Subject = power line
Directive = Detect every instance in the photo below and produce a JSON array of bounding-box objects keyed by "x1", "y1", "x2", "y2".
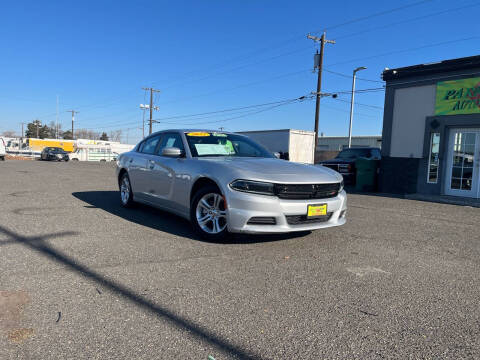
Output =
[
  {"x1": 384, "y1": 70, "x2": 480, "y2": 87},
  {"x1": 335, "y1": 1, "x2": 480, "y2": 40},
  {"x1": 159, "y1": 0, "x2": 439, "y2": 92},
  {"x1": 322, "y1": 0, "x2": 435, "y2": 32},
  {"x1": 328, "y1": 36, "x2": 480, "y2": 67},
  {"x1": 332, "y1": 97, "x2": 384, "y2": 110},
  {"x1": 158, "y1": 69, "x2": 310, "y2": 106},
  {"x1": 26, "y1": 0, "x2": 460, "y2": 126},
  {"x1": 80, "y1": 95, "x2": 312, "y2": 130},
  {"x1": 153, "y1": 98, "x2": 308, "y2": 122},
  {"x1": 321, "y1": 103, "x2": 379, "y2": 119},
  {"x1": 161, "y1": 47, "x2": 311, "y2": 91},
  {"x1": 328, "y1": 87, "x2": 385, "y2": 95},
  {"x1": 324, "y1": 69, "x2": 383, "y2": 83},
  {"x1": 160, "y1": 96, "x2": 312, "y2": 126},
  {"x1": 26, "y1": 1, "x2": 459, "y2": 125}
]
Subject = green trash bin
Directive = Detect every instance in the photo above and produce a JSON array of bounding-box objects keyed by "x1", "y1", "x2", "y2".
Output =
[{"x1": 355, "y1": 157, "x2": 379, "y2": 192}]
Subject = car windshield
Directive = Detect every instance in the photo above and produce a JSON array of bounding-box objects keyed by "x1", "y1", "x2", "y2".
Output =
[
  {"x1": 337, "y1": 148, "x2": 371, "y2": 159},
  {"x1": 50, "y1": 148, "x2": 65, "y2": 153},
  {"x1": 185, "y1": 132, "x2": 273, "y2": 158}
]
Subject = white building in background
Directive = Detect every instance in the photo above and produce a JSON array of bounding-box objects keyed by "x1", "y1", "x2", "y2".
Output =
[{"x1": 317, "y1": 135, "x2": 382, "y2": 151}]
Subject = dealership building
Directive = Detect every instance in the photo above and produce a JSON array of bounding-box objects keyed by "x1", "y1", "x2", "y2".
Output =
[{"x1": 380, "y1": 55, "x2": 480, "y2": 199}]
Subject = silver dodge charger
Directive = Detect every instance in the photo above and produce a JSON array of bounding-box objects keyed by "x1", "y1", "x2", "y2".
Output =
[{"x1": 116, "y1": 130, "x2": 346, "y2": 240}]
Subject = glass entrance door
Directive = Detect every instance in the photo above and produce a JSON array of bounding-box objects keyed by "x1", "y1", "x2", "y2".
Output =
[{"x1": 445, "y1": 129, "x2": 480, "y2": 198}]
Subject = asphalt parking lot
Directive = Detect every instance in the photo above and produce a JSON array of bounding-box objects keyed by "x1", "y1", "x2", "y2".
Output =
[{"x1": 1, "y1": 160, "x2": 479, "y2": 359}]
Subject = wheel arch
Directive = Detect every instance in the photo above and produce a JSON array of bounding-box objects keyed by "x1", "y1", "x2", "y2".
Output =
[
  {"x1": 118, "y1": 168, "x2": 128, "y2": 187},
  {"x1": 190, "y1": 177, "x2": 222, "y2": 204}
]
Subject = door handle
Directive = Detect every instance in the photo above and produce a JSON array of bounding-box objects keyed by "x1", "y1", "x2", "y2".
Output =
[{"x1": 129, "y1": 159, "x2": 133, "y2": 163}]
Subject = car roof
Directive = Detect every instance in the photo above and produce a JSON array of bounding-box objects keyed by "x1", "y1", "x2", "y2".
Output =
[
  {"x1": 144, "y1": 129, "x2": 248, "y2": 139},
  {"x1": 152, "y1": 129, "x2": 239, "y2": 135}
]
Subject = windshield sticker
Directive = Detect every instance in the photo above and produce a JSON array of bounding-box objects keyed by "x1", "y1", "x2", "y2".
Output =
[
  {"x1": 194, "y1": 144, "x2": 233, "y2": 156},
  {"x1": 187, "y1": 132, "x2": 210, "y2": 137}
]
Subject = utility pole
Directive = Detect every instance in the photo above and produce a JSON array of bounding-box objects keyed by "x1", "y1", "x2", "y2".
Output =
[
  {"x1": 56, "y1": 95, "x2": 59, "y2": 139},
  {"x1": 142, "y1": 87, "x2": 160, "y2": 135},
  {"x1": 66, "y1": 110, "x2": 79, "y2": 139},
  {"x1": 307, "y1": 32, "x2": 335, "y2": 149},
  {"x1": 34, "y1": 119, "x2": 41, "y2": 138},
  {"x1": 20, "y1": 122, "x2": 25, "y2": 150}
]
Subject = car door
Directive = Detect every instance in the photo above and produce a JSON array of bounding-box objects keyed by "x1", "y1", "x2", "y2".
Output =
[
  {"x1": 127, "y1": 134, "x2": 162, "y2": 201},
  {"x1": 143, "y1": 132, "x2": 186, "y2": 212}
]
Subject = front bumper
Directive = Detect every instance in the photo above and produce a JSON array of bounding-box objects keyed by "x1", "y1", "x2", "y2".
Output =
[{"x1": 225, "y1": 189, "x2": 347, "y2": 234}]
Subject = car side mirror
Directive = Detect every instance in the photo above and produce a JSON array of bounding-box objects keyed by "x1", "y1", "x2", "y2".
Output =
[
  {"x1": 273, "y1": 152, "x2": 281, "y2": 159},
  {"x1": 162, "y1": 147, "x2": 183, "y2": 158}
]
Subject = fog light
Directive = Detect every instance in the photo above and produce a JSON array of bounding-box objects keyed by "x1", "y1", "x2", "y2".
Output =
[{"x1": 340, "y1": 210, "x2": 347, "y2": 218}]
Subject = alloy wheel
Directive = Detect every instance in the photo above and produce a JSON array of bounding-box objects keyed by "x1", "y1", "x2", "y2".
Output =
[
  {"x1": 120, "y1": 176, "x2": 130, "y2": 205},
  {"x1": 195, "y1": 193, "x2": 227, "y2": 234}
]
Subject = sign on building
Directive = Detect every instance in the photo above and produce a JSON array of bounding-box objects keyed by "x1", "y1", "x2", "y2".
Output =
[{"x1": 435, "y1": 77, "x2": 480, "y2": 115}]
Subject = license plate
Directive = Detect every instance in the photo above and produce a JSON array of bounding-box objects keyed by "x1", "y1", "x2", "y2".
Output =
[{"x1": 307, "y1": 204, "x2": 327, "y2": 218}]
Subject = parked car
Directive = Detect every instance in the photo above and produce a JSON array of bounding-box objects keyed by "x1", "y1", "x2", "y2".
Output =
[
  {"x1": 116, "y1": 130, "x2": 347, "y2": 240},
  {"x1": 319, "y1": 147, "x2": 381, "y2": 184},
  {"x1": 40, "y1": 147, "x2": 70, "y2": 161},
  {"x1": 0, "y1": 137, "x2": 6, "y2": 161}
]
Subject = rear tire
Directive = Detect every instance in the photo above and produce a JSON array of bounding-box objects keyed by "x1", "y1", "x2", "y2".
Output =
[
  {"x1": 190, "y1": 185, "x2": 229, "y2": 241},
  {"x1": 119, "y1": 172, "x2": 135, "y2": 208}
]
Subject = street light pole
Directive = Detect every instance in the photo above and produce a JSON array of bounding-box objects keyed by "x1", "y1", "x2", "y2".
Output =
[{"x1": 348, "y1": 66, "x2": 367, "y2": 148}]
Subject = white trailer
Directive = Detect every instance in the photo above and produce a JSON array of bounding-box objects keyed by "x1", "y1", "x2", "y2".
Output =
[
  {"x1": 69, "y1": 146, "x2": 118, "y2": 162},
  {"x1": 237, "y1": 129, "x2": 315, "y2": 164},
  {"x1": 75, "y1": 139, "x2": 134, "y2": 154}
]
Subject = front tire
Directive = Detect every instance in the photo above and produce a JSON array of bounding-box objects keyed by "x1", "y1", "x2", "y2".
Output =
[
  {"x1": 191, "y1": 186, "x2": 229, "y2": 241},
  {"x1": 119, "y1": 172, "x2": 135, "y2": 208}
]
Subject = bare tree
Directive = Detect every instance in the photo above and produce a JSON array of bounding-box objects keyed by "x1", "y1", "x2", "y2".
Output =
[
  {"x1": 109, "y1": 130, "x2": 122, "y2": 142},
  {"x1": 75, "y1": 129, "x2": 100, "y2": 140},
  {"x1": 2, "y1": 131, "x2": 16, "y2": 137}
]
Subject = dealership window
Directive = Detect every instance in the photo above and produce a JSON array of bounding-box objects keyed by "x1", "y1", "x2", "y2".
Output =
[{"x1": 427, "y1": 133, "x2": 440, "y2": 183}]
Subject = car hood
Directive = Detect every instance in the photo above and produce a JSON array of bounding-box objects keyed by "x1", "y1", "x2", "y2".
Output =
[{"x1": 197, "y1": 157, "x2": 342, "y2": 183}]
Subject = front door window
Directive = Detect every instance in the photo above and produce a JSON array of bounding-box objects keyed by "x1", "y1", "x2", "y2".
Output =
[{"x1": 450, "y1": 132, "x2": 475, "y2": 191}]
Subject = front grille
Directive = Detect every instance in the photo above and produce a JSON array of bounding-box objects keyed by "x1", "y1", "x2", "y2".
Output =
[
  {"x1": 273, "y1": 183, "x2": 340, "y2": 200},
  {"x1": 247, "y1": 217, "x2": 277, "y2": 225},
  {"x1": 286, "y1": 213, "x2": 333, "y2": 225}
]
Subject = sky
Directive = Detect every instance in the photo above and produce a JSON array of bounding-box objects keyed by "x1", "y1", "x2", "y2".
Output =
[{"x1": 0, "y1": 0, "x2": 479, "y2": 144}]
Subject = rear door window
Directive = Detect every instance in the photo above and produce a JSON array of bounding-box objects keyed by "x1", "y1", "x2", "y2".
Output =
[{"x1": 141, "y1": 135, "x2": 162, "y2": 154}]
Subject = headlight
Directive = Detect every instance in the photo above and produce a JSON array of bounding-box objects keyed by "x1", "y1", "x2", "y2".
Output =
[
  {"x1": 339, "y1": 179, "x2": 344, "y2": 192},
  {"x1": 229, "y1": 179, "x2": 275, "y2": 195}
]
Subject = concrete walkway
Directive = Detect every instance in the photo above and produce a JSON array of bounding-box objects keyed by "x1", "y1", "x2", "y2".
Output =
[{"x1": 405, "y1": 193, "x2": 480, "y2": 208}]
